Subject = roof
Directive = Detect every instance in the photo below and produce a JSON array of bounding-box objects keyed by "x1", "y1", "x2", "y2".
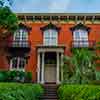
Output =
[{"x1": 16, "y1": 13, "x2": 100, "y2": 16}]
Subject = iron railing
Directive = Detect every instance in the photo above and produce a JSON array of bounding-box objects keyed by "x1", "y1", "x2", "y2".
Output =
[
  {"x1": 7, "y1": 40, "x2": 31, "y2": 48},
  {"x1": 71, "y1": 40, "x2": 96, "y2": 48}
]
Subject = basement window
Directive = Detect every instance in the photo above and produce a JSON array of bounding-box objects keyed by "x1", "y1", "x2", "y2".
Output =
[{"x1": 10, "y1": 57, "x2": 26, "y2": 71}]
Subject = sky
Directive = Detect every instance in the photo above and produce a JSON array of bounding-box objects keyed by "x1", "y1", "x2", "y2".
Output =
[{"x1": 8, "y1": 0, "x2": 100, "y2": 13}]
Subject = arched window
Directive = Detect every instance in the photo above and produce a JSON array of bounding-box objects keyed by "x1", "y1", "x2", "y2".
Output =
[
  {"x1": 14, "y1": 29, "x2": 28, "y2": 41},
  {"x1": 13, "y1": 29, "x2": 28, "y2": 47},
  {"x1": 70, "y1": 23, "x2": 90, "y2": 47},
  {"x1": 44, "y1": 29, "x2": 58, "y2": 46},
  {"x1": 73, "y1": 29, "x2": 88, "y2": 47}
]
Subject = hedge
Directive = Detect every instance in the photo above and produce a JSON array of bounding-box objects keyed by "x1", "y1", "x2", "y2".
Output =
[
  {"x1": 58, "y1": 85, "x2": 100, "y2": 100},
  {"x1": 0, "y1": 83, "x2": 44, "y2": 100},
  {"x1": 0, "y1": 70, "x2": 32, "y2": 82}
]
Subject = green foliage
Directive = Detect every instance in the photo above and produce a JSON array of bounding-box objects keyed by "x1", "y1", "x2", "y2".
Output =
[
  {"x1": 58, "y1": 85, "x2": 100, "y2": 100},
  {"x1": 25, "y1": 72, "x2": 32, "y2": 82},
  {"x1": 0, "y1": 70, "x2": 32, "y2": 83},
  {"x1": 0, "y1": 83, "x2": 44, "y2": 100},
  {"x1": 95, "y1": 71, "x2": 100, "y2": 80},
  {"x1": 62, "y1": 48, "x2": 96, "y2": 84},
  {"x1": 0, "y1": 71, "x2": 8, "y2": 81},
  {"x1": 0, "y1": 6, "x2": 18, "y2": 38}
]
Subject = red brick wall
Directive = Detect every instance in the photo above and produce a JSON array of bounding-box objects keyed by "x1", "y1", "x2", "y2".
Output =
[{"x1": 0, "y1": 23, "x2": 100, "y2": 81}]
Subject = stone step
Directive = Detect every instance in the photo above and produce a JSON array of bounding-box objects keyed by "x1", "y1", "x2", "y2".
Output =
[
  {"x1": 42, "y1": 83, "x2": 58, "y2": 100},
  {"x1": 44, "y1": 86, "x2": 58, "y2": 89},
  {"x1": 42, "y1": 98, "x2": 57, "y2": 100},
  {"x1": 45, "y1": 92, "x2": 57, "y2": 94},
  {"x1": 41, "y1": 96, "x2": 58, "y2": 99},
  {"x1": 43, "y1": 99, "x2": 58, "y2": 100},
  {"x1": 43, "y1": 93, "x2": 57, "y2": 96},
  {"x1": 45, "y1": 90, "x2": 57, "y2": 92}
]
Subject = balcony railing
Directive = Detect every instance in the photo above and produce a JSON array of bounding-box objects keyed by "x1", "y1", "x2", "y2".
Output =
[
  {"x1": 71, "y1": 40, "x2": 96, "y2": 48},
  {"x1": 8, "y1": 40, "x2": 31, "y2": 48}
]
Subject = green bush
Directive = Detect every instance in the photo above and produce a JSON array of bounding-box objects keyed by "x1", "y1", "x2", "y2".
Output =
[
  {"x1": 0, "y1": 71, "x2": 8, "y2": 81},
  {"x1": 0, "y1": 71, "x2": 32, "y2": 83},
  {"x1": 58, "y1": 85, "x2": 100, "y2": 100},
  {"x1": 0, "y1": 83, "x2": 44, "y2": 100},
  {"x1": 90, "y1": 80, "x2": 100, "y2": 85},
  {"x1": 25, "y1": 72, "x2": 32, "y2": 82}
]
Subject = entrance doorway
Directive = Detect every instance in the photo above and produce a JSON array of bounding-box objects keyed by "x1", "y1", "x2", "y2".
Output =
[
  {"x1": 44, "y1": 52, "x2": 56, "y2": 83},
  {"x1": 37, "y1": 48, "x2": 64, "y2": 84}
]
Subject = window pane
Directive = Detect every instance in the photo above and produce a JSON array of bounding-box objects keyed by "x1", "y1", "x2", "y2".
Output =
[
  {"x1": 80, "y1": 30, "x2": 88, "y2": 40},
  {"x1": 44, "y1": 29, "x2": 58, "y2": 45},
  {"x1": 44, "y1": 30, "x2": 49, "y2": 38},
  {"x1": 73, "y1": 29, "x2": 88, "y2": 47},
  {"x1": 12, "y1": 58, "x2": 17, "y2": 69},
  {"x1": 22, "y1": 31, "x2": 28, "y2": 40},
  {"x1": 11, "y1": 57, "x2": 26, "y2": 70},
  {"x1": 19, "y1": 58, "x2": 26, "y2": 69},
  {"x1": 14, "y1": 30, "x2": 28, "y2": 41},
  {"x1": 13, "y1": 29, "x2": 28, "y2": 47},
  {"x1": 44, "y1": 39, "x2": 49, "y2": 45},
  {"x1": 73, "y1": 30, "x2": 80, "y2": 40},
  {"x1": 51, "y1": 39, "x2": 56, "y2": 45}
]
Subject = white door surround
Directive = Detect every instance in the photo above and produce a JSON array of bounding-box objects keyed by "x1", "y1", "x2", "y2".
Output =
[{"x1": 37, "y1": 47, "x2": 64, "y2": 84}]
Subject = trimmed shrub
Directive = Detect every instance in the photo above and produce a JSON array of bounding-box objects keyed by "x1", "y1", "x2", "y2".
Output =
[
  {"x1": 0, "y1": 71, "x2": 8, "y2": 81},
  {"x1": 0, "y1": 83, "x2": 44, "y2": 100},
  {"x1": 58, "y1": 85, "x2": 100, "y2": 100},
  {"x1": 25, "y1": 72, "x2": 32, "y2": 82},
  {"x1": 0, "y1": 70, "x2": 32, "y2": 82}
]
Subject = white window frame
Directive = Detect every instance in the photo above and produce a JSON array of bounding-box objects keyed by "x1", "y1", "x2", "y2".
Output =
[
  {"x1": 73, "y1": 29, "x2": 88, "y2": 47},
  {"x1": 13, "y1": 29, "x2": 28, "y2": 47},
  {"x1": 10, "y1": 57, "x2": 26, "y2": 71},
  {"x1": 43, "y1": 29, "x2": 58, "y2": 46}
]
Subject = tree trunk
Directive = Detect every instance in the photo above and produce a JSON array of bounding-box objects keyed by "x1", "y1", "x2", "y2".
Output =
[
  {"x1": 0, "y1": 40, "x2": 9, "y2": 70},
  {"x1": 0, "y1": 27, "x2": 9, "y2": 39}
]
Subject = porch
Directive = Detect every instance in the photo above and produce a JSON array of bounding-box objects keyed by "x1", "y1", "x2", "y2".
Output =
[{"x1": 36, "y1": 45, "x2": 65, "y2": 84}]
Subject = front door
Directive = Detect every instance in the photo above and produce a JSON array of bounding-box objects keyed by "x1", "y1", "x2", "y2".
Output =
[
  {"x1": 44, "y1": 52, "x2": 56, "y2": 83},
  {"x1": 44, "y1": 64, "x2": 56, "y2": 83}
]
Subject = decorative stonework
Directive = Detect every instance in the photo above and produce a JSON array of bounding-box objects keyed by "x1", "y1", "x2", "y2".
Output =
[
  {"x1": 70, "y1": 23, "x2": 91, "y2": 32},
  {"x1": 40, "y1": 22, "x2": 60, "y2": 31},
  {"x1": 17, "y1": 13, "x2": 100, "y2": 24}
]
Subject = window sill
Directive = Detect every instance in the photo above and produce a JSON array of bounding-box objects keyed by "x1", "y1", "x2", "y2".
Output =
[{"x1": 10, "y1": 69, "x2": 25, "y2": 72}]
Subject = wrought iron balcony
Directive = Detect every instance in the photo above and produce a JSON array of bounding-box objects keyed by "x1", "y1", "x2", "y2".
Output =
[
  {"x1": 71, "y1": 40, "x2": 96, "y2": 48},
  {"x1": 8, "y1": 41, "x2": 31, "y2": 47},
  {"x1": 7, "y1": 41, "x2": 31, "y2": 55}
]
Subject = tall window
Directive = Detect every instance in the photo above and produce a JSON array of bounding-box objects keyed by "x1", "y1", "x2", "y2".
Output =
[
  {"x1": 44, "y1": 29, "x2": 58, "y2": 46},
  {"x1": 73, "y1": 29, "x2": 88, "y2": 47},
  {"x1": 13, "y1": 29, "x2": 28, "y2": 47},
  {"x1": 10, "y1": 57, "x2": 26, "y2": 71}
]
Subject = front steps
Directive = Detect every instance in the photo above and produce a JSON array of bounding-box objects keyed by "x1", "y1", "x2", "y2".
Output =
[{"x1": 41, "y1": 83, "x2": 58, "y2": 100}]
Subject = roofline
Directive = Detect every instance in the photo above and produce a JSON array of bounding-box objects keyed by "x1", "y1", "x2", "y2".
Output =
[{"x1": 16, "y1": 13, "x2": 100, "y2": 16}]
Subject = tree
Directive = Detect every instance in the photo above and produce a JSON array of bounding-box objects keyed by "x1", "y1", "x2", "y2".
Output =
[
  {"x1": 0, "y1": 0, "x2": 18, "y2": 69},
  {"x1": 0, "y1": 6, "x2": 18, "y2": 39},
  {"x1": 62, "y1": 48, "x2": 96, "y2": 84},
  {"x1": 0, "y1": 0, "x2": 12, "y2": 6},
  {"x1": 95, "y1": 42, "x2": 100, "y2": 80},
  {"x1": 0, "y1": 0, "x2": 18, "y2": 39}
]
